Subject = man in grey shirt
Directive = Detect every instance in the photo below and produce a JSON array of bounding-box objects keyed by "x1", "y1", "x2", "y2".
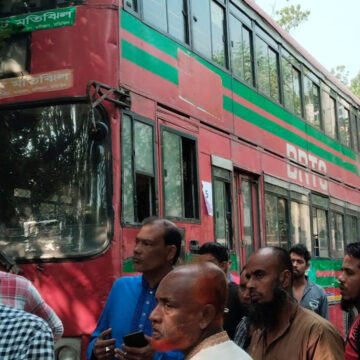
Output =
[{"x1": 289, "y1": 244, "x2": 329, "y2": 319}]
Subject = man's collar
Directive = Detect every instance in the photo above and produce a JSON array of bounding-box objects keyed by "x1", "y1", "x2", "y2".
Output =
[
  {"x1": 185, "y1": 331, "x2": 229, "y2": 360},
  {"x1": 141, "y1": 275, "x2": 159, "y2": 291}
]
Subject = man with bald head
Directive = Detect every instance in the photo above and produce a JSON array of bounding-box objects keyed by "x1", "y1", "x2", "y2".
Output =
[
  {"x1": 246, "y1": 247, "x2": 344, "y2": 360},
  {"x1": 150, "y1": 263, "x2": 252, "y2": 360}
]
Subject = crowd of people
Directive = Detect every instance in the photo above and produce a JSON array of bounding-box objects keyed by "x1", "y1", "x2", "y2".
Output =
[{"x1": 0, "y1": 217, "x2": 360, "y2": 360}]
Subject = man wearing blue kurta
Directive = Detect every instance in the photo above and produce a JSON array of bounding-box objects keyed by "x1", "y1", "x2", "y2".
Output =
[{"x1": 87, "y1": 218, "x2": 184, "y2": 360}]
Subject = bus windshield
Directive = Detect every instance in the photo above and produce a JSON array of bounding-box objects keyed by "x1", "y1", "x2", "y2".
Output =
[{"x1": 0, "y1": 104, "x2": 111, "y2": 260}]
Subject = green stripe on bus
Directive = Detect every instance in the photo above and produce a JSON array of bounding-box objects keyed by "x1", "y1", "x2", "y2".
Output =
[
  {"x1": 122, "y1": 39, "x2": 179, "y2": 85},
  {"x1": 315, "y1": 276, "x2": 340, "y2": 288},
  {"x1": 233, "y1": 80, "x2": 356, "y2": 160},
  {"x1": 122, "y1": 10, "x2": 179, "y2": 59},
  {"x1": 122, "y1": 11, "x2": 358, "y2": 166},
  {"x1": 224, "y1": 95, "x2": 359, "y2": 175}
]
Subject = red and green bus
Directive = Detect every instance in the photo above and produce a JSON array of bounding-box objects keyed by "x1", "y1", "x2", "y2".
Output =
[{"x1": 1, "y1": 0, "x2": 359, "y2": 358}]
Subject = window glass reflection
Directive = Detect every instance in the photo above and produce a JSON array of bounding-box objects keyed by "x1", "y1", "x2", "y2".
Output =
[{"x1": 0, "y1": 104, "x2": 110, "y2": 259}]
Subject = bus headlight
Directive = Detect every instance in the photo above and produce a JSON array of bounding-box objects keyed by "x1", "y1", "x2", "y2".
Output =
[{"x1": 55, "y1": 337, "x2": 81, "y2": 360}]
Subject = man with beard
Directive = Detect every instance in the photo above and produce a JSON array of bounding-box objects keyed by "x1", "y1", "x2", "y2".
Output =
[
  {"x1": 289, "y1": 244, "x2": 329, "y2": 319},
  {"x1": 246, "y1": 247, "x2": 344, "y2": 360},
  {"x1": 149, "y1": 263, "x2": 252, "y2": 360},
  {"x1": 339, "y1": 242, "x2": 360, "y2": 360},
  {"x1": 87, "y1": 218, "x2": 183, "y2": 360}
]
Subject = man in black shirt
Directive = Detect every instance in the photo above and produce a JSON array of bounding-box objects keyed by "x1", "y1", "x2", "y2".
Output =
[{"x1": 198, "y1": 242, "x2": 245, "y2": 339}]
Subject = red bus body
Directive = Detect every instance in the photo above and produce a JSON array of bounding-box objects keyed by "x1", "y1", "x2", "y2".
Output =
[{"x1": 0, "y1": 0, "x2": 359, "y2": 358}]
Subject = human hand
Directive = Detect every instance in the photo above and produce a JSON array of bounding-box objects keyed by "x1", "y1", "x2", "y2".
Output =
[
  {"x1": 114, "y1": 335, "x2": 155, "y2": 360},
  {"x1": 92, "y1": 328, "x2": 116, "y2": 360}
]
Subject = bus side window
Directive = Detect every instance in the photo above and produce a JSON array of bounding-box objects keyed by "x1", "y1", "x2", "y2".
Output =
[
  {"x1": 121, "y1": 114, "x2": 156, "y2": 224},
  {"x1": 162, "y1": 129, "x2": 199, "y2": 220}
]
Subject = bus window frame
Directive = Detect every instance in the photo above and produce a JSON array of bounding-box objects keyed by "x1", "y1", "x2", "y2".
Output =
[
  {"x1": 0, "y1": 98, "x2": 114, "y2": 263},
  {"x1": 121, "y1": 110, "x2": 158, "y2": 227},
  {"x1": 160, "y1": 124, "x2": 200, "y2": 223},
  {"x1": 212, "y1": 166, "x2": 234, "y2": 250}
]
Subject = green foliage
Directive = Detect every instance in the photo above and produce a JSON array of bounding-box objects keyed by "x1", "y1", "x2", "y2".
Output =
[
  {"x1": 275, "y1": 0, "x2": 310, "y2": 32},
  {"x1": 350, "y1": 71, "x2": 360, "y2": 99},
  {"x1": 331, "y1": 65, "x2": 350, "y2": 86},
  {"x1": 331, "y1": 66, "x2": 360, "y2": 99}
]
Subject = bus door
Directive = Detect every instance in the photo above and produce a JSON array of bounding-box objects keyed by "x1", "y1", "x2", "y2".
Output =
[{"x1": 235, "y1": 173, "x2": 261, "y2": 267}]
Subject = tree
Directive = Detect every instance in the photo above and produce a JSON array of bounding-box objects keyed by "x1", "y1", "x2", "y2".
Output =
[
  {"x1": 350, "y1": 71, "x2": 360, "y2": 99},
  {"x1": 330, "y1": 66, "x2": 360, "y2": 99},
  {"x1": 331, "y1": 65, "x2": 350, "y2": 86},
  {"x1": 275, "y1": 0, "x2": 310, "y2": 32}
]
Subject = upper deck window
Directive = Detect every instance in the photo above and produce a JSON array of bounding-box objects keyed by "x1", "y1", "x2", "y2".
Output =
[
  {"x1": 337, "y1": 99, "x2": 351, "y2": 148},
  {"x1": 142, "y1": 0, "x2": 188, "y2": 44},
  {"x1": 229, "y1": 9, "x2": 253, "y2": 86},
  {"x1": 303, "y1": 71, "x2": 321, "y2": 129},
  {"x1": 255, "y1": 35, "x2": 280, "y2": 102},
  {"x1": 190, "y1": 0, "x2": 227, "y2": 68},
  {"x1": 282, "y1": 50, "x2": 302, "y2": 117},
  {"x1": 350, "y1": 112, "x2": 359, "y2": 152},
  {"x1": 0, "y1": 0, "x2": 80, "y2": 17},
  {"x1": 322, "y1": 87, "x2": 337, "y2": 139}
]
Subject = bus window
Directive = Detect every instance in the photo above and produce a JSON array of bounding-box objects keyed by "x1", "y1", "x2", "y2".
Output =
[
  {"x1": 357, "y1": 114, "x2": 360, "y2": 152},
  {"x1": 237, "y1": 176, "x2": 260, "y2": 261},
  {"x1": 282, "y1": 51, "x2": 302, "y2": 117},
  {"x1": 350, "y1": 112, "x2": 359, "y2": 152},
  {"x1": 255, "y1": 35, "x2": 280, "y2": 102},
  {"x1": 330, "y1": 212, "x2": 345, "y2": 258},
  {"x1": 322, "y1": 88, "x2": 337, "y2": 139},
  {"x1": 143, "y1": 0, "x2": 167, "y2": 33},
  {"x1": 345, "y1": 215, "x2": 358, "y2": 245},
  {"x1": 0, "y1": 104, "x2": 111, "y2": 260},
  {"x1": 0, "y1": 34, "x2": 29, "y2": 79},
  {"x1": 290, "y1": 200, "x2": 311, "y2": 249},
  {"x1": 265, "y1": 192, "x2": 288, "y2": 248},
  {"x1": 337, "y1": 100, "x2": 351, "y2": 148},
  {"x1": 190, "y1": 0, "x2": 227, "y2": 67},
  {"x1": 304, "y1": 75, "x2": 321, "y2": 129},
  {"x1": 162, "y1": 129, "x2": 199, "y2": 220},
  {"x1": 210, "y1": 1, "x2": 226, "y2": 67},
  {"x1": 121, "y1": 114, "x2": 156, "y2": 224},
  {"x1": 213, "y1": 167, "x2": 233, "y2": 249},
  {"x1": 312, "y1": 207, "x2": 329, "y2": 258},
  {"x1": 229, "y1": 13, "x2": 253, "y2": 86}
]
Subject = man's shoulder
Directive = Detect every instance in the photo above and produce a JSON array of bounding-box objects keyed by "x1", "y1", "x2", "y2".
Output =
[
  {"x1": 0, "y1": 304, "x2": 52, "y2": 333},
  {"x1": 307, "y1": 279, "x2": 327, "y2": 296},
  {"x1": 110, "y1": 275, "x2": 143, "y2": 294},
  {"x1": 296, "y1": 307, "x2": 339, "y2": 334},
  {"x1": 194, "y1": 340, "x2": 252, "y2": 360},
  {"x1": 113, "y1": 275, "x2": 142, "y2": 286}
]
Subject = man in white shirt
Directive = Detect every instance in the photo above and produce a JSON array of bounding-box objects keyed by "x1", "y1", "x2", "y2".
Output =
[{"x1": 149, "y1": 262, "x2": 252, "y2": 360}]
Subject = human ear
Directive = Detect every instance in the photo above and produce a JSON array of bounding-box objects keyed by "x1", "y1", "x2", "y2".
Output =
[
  {"x1": 166, "y1": 245, "x2": 177, "y2": 263},
  {"x1": 199, "y1": 304, "x2": 216, "y2": 330},
  {"x1": 279, "y1": 270, "x2": 292, "y2": 289}
]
